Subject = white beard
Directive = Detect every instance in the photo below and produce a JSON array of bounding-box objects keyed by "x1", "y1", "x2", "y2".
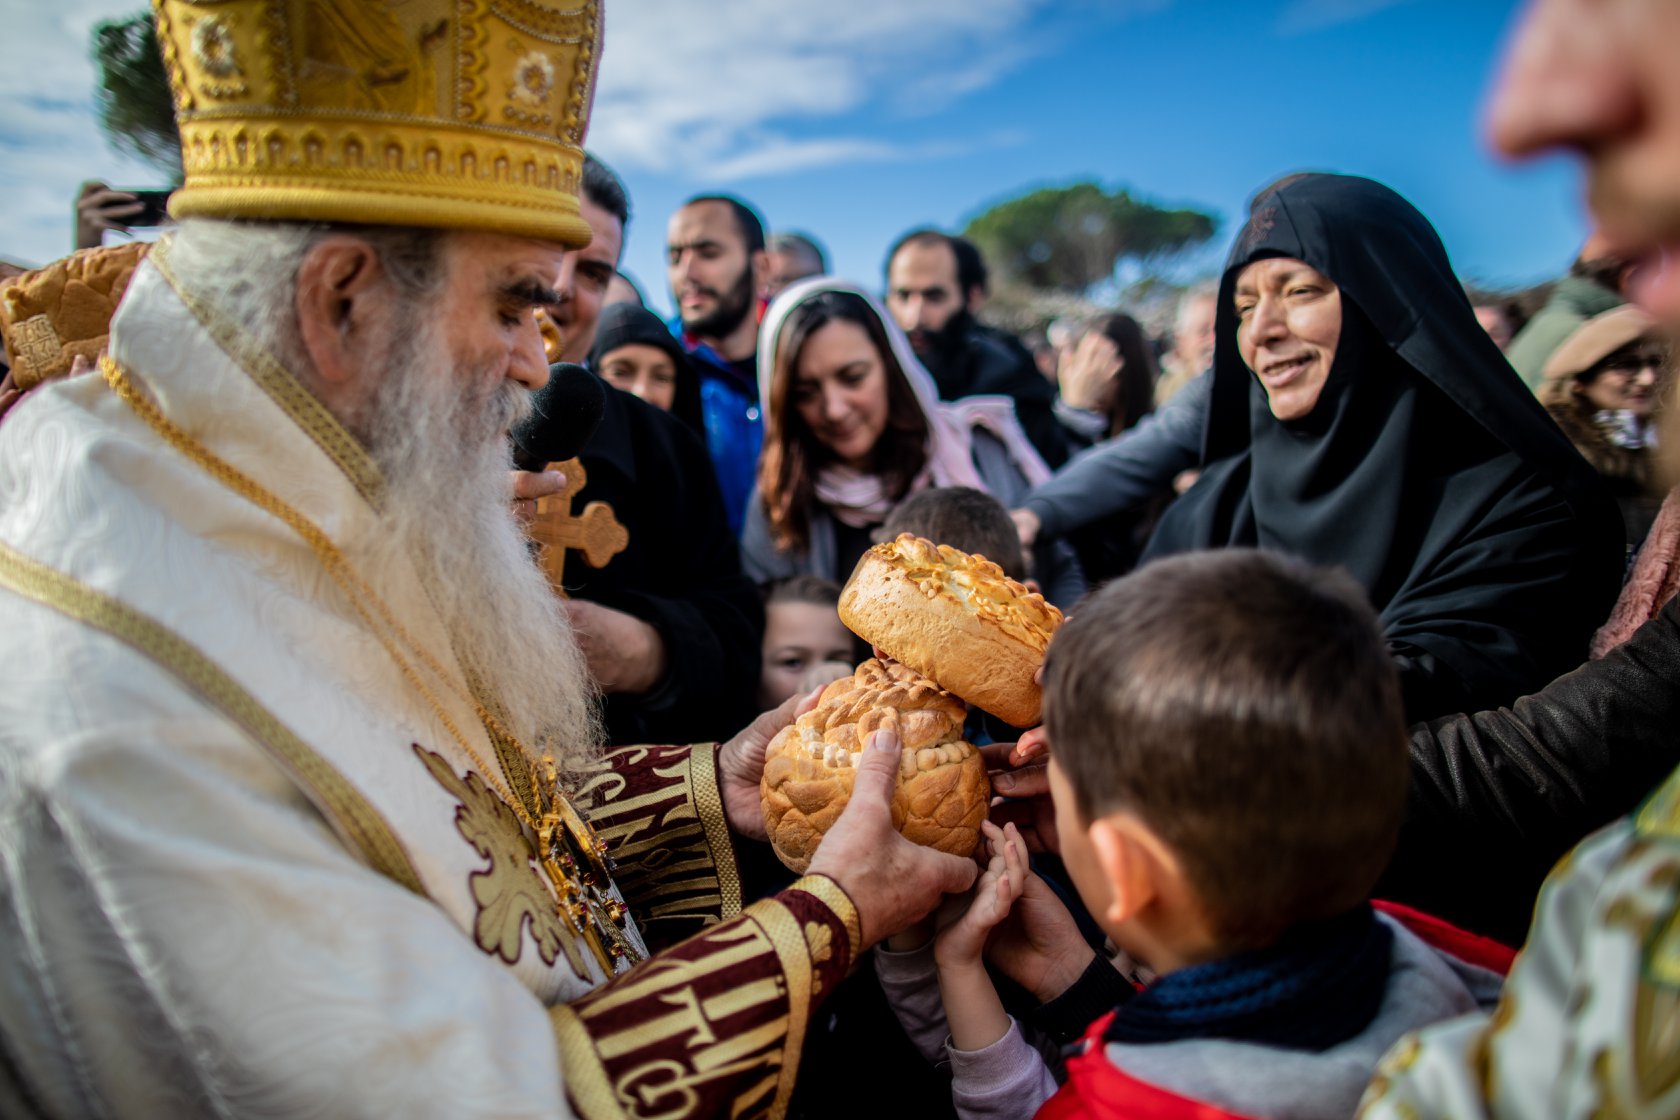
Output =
[{"x1": 352, "y1": 310, "x2": 603, "y2": 776}]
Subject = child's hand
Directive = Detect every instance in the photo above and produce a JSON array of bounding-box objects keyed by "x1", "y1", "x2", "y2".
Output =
[
  {"x1": 934, "y1": 821, "x2": 1026, "y2": 970},
  {"x1": 980, "y1": 864, "x2": 1097, "y2": 1003}
]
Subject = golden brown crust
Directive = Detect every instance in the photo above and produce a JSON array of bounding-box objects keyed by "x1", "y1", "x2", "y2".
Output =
[
  {"x1": 838, "y1": 533, "x2": 1063, "y2": 727},
  {"x1": 759, "y1": 659, "x2": 990, "y2": 873},
  {"x1": 0, "y1": 243, "x2": 148, "y2": 390}
]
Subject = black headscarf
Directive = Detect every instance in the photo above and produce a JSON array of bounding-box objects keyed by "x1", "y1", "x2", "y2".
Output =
[
  {"x1": 1144, "y1": 174, "x2": 1623, "y2": 721},
  {"x1": 588, "y1": 302, "x2": 706, "y2": 437}
]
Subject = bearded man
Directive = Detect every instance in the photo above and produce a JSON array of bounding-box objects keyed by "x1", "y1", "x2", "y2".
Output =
[
  {"x1": 884, "y1": 229, "x2": 1067, "y2": 469},
  {"x1": 0, "y1": 3, "x2": 973, "y2": 1117},
  {"x1": 665, "y1": 194, "x2": 770, "y2": 535}
]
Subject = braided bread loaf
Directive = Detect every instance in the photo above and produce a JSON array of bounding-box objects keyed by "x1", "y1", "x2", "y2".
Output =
[
  {"x1": 0, "y1": 243, "x2": 148, "y2": 390},
  {"x1": 839, "y1": 533, "x2": 1063, "y2": 727},
  {"x1": 760, "y1": 658, "x2": 990, "y2": 873}
]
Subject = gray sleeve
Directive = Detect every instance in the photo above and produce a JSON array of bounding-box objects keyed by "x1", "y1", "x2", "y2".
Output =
[
  {"x1": 739, "y1": 488, "x2": 804, "y2": 585},
  {"x1": 1023, "y1": 370, "x2": 1209, "y2": 538},
  {"x1": 1032, "y1": 535, "x2": 1087, "y2": 610},
  {"x1": 873, "y1": 943, "x2": 950, "y2": 1068},
  {"x1": 969, "y1": 432, "x2": 1087, "y2": 605},
  {"x1": 947, "y1": 1019, "x2": 1060, "y2": 1120}
]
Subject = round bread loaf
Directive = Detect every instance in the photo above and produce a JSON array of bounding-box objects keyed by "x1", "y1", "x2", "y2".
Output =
[
  {"x1": 838, "y1": 533, "x2": 1063, "y2": 728},
  {"x1": 0, "y1": 243, "x2": 148, "y2": 390},
  {"x1": 760, "y1": 659, "x2": 990, "y2": 873}
]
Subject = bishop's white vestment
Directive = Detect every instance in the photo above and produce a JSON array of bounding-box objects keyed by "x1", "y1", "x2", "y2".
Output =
[{"x1": 0, "y1": 243, "x2": 858, "y2": 1119}]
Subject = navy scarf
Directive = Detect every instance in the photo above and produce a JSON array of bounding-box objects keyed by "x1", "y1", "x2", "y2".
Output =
[{"x1": 1105, "y1": 904, "x2": 1393, "y2": 1052}]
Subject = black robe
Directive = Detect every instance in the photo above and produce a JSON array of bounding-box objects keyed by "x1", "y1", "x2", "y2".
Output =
[
  {"x1": 1144, "y1": 174, "x2": 1624, "y2": 723},
  {"x1": 566, "y1": 377, "x2": 763, "y2": 746}
]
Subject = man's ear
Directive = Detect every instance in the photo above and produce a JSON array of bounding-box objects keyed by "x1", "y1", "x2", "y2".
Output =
[
  {"x1": 1087, "y1": 813, "x2": 1173, "y2": 930},
  {"x1": 749, "y1": 248, "x2": 772, "y2": 297},
  {"x1": 295, "y1": 236, "x2": 390, "y2": 387}
]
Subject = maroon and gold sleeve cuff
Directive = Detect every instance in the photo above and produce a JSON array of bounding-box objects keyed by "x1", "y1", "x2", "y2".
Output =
[
  {"x1": 550, "y1": 874, "x2": 859, "y2": 1120},
  {"x1": 579, "y1": 742, "x2": 741, "y2": 948}
]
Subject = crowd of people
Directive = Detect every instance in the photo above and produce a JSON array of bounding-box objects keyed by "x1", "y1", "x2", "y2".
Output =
[{"x1": 1, "y1": 0, "x2": 1678, "y2": 1117}]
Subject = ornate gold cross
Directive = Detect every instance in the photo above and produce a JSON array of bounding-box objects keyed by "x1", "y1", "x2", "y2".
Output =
[{"x1": 528, "y1": 457, "x2": 629, "y2": 595}]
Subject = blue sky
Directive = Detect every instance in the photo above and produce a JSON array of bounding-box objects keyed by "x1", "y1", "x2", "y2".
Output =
[{"x1": 2, "y1": 0, "x2": 1587, "y2": 319}]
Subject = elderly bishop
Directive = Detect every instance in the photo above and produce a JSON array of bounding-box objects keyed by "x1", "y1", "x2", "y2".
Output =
[{"x1": 0, "y1": 2, "x2": 973, "y2": 1118}]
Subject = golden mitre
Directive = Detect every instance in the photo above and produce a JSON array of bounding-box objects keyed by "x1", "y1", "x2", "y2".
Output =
[{"x1": 150, "y1": 0, "x2": 601, "y2": 247}]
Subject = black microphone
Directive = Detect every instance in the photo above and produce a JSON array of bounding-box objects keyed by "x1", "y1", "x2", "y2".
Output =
[{"x1": 510, "y1": 362, "x2": 607, "y2": 472}]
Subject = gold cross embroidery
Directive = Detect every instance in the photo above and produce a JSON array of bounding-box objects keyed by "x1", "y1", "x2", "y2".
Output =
[{"x1": 528, "y1": 457, "x2": 629, "y2": 595}]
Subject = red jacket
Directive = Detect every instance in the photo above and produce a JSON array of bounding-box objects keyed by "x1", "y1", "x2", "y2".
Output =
[{"x1": 1036, "y1": 903, "x2": 1516, "y2": 1120}]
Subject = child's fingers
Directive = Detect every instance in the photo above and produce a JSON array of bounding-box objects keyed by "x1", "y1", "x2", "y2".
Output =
[{"x1": 1001, "y1": 823, "x2": 1027, "y2": 896}]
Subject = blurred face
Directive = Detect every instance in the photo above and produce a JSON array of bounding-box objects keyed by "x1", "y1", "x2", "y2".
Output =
[
  {"x1": 597, "y1": 342, "x2": 678, "y2": 412},
  {"x1": 1475, "y1": 305, "x2": 1515, "y2": 349},
  {"x1": 1580, "y1": 341, "x2": 1667, "y2": 415},
  {"x1": 886, "y1": 241, "x2": 964, "y2": 353},
  {"x1": 765, "y1": 247, "x2": 821, "y2": 298},
  {"x1": 667, "y1": 201, "x2": 756, "y2": 339},
  {"x1": 1489, "y1": 0, "x2": 1680, "y2": 320},
  {"x1": 759, "y1": 600, "x2": 854, "y2": 709},
  {"x1": 791, "y1": 319, "x2": 892, "y2": 471},
  {"x1": 551, "y1": 197, "x2": 623, "y2": 364},
  {"x1": 1232, "y1": 258, "x2": 1343, "y2": 422},
  {"x1": 1174, "y1": 294, "x2": 1218, "y2": 372}
]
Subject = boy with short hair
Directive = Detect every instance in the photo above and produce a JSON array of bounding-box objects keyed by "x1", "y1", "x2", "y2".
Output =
[
  {"x1": 877, "y1": 549, "x2": 1506, "y2": 1120},
  {"x1": 881, "y1": 486, "x2": 1030, "y2": 582}
]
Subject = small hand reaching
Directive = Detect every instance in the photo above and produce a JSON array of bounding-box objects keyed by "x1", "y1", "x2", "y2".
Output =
[
  {"x1": 936, "y1": 821, "x2": 1027, "y2": 969},
  {"x1": 933, "y1": 821, "x2": 1029, "y2": 1052}
]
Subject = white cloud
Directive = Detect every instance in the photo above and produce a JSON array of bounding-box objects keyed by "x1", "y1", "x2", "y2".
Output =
[
  {"x1": 0, "y1": 0, "x2": 1143, "y2": 264},
  {"x1": 587, "y1": 0, "x2": 1059, "y2": 178},
  {"x1": 700, "y1": 130, "x2": 1023, "y2": 181},
  {"x1": 1275, "y1": 0, "x2": 1421, "y2": 34}
]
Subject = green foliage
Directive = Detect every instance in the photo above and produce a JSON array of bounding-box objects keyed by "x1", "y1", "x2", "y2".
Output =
[
  {"x1": 92, "y1": 11, "x2": 183, "y2": 183},
  {"x1": 963, "y1": 181, "x2": 1217, "y2": 295}
]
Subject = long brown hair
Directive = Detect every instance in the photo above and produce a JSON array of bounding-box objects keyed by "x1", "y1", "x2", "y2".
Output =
[
  {"x1": 1093, "y1": 312, "x2": 1159, "y2": 438},
  {"x1": 758, "y1": 290, "x2": 931, "y2": 553}
]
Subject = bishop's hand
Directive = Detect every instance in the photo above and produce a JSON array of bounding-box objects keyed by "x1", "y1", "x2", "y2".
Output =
[
  {"x1": 716, "y1": 687, "x2": 822, "y2": 840},
  {"x1": 809, "y1": 728, "x2": 980, "y2": 948}
]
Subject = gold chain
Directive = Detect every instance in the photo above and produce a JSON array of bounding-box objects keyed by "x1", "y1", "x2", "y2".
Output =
[{"x1": 100, "y1": 355, "x2": 542, "y2": 827}]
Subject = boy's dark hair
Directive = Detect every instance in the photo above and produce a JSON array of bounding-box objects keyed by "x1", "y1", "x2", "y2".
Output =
[
  {"x1": 1043, "y1": 549, "x2": 1407, "y2": 950},
  {"x1": 682, "y1": 193, "x2": 766, "y2": 254},
  {"x1": 763, "y1": 574, "x2": 842, "y2": 609},
  {"x1": 582, "y1": 153, "x2": 630, "y2": 229},
  {"x1": 880, "y1": 487, "x2": 1026, "y2": 579}
]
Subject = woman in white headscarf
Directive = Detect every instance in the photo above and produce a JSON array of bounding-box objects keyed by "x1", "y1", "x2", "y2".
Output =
[{"x1": 741, "y1": 278, "x2": 1083, "y2": 606}]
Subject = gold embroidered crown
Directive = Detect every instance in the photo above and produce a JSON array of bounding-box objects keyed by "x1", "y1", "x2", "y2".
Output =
[{"x1": 151, "y1": 0, "x2": 601, "y2": 246}]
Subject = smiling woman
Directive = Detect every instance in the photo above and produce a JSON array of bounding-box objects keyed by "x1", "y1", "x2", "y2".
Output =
[
  {"x1": 741, "y1": 278, "x2": 1084, "y2": 607},
  {"x1": 1142, "y1": 174, "x2": 1627, "y2": 723}
]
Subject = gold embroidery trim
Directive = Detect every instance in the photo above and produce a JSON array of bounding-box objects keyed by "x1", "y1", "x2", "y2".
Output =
[
  {"x1": 744, "y1": 897, "x2": 815, "y2": 1120},
  {"x1": 688, "y1": 743, "x2": 742, "y2": 920},
  {"x1": 787, "y1": 874, "x2": 862, "y2": 964},
  {"x1": 0, "y1": 540, "x2": 425, "y2": 897},
  {"x1": 547, "y1": 1003, "x2": 627, "y2": 1120},
  {"x1": 146, "y1": 236, "x2": 384, "y2": 504}
]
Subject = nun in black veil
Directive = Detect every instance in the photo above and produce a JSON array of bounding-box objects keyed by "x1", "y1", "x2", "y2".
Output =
[{"x1": 1143, "y1": 174, "x2": 1624, "y2": 722}]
